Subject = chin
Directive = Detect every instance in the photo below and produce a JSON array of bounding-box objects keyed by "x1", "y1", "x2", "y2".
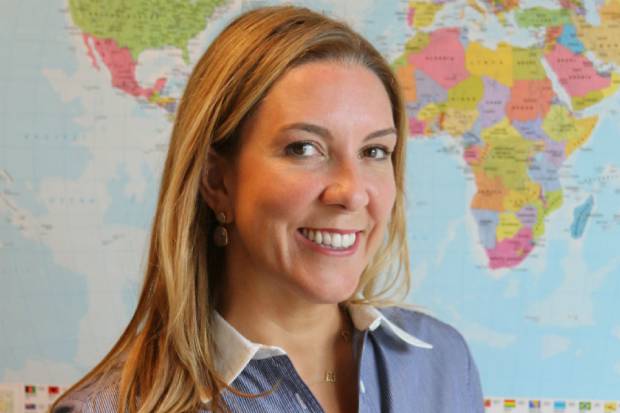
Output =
[{"x1": 300, "y1": 274, "x2": 361, "y2": 304}]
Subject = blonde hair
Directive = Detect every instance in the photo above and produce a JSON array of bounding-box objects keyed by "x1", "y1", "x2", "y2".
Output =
[{"x1": 54, "y1": 5, "x2": 411, "y2": 412}]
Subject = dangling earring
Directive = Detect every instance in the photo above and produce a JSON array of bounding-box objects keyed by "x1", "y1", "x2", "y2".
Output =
[{"x1": 214, "y1": 211, "x2": 229, "y2": 247}]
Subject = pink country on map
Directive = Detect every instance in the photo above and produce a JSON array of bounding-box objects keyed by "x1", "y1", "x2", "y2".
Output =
[
  {"x1": 545, "y1": 43, "x2": 611, "y2": 98},
  {"x1": 82, "y1": 35, "x2": 167, "y2": 102},
  {"x1": 488, "y1": 227, "x2": 534, "y2": 270},
  {"x1": 408, "y1": 28, "x2": 468, "y2": 90}
]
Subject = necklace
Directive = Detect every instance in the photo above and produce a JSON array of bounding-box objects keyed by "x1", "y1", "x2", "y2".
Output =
[{"x1": 321, "y1": 323, "x2": 352, "y2": 384}]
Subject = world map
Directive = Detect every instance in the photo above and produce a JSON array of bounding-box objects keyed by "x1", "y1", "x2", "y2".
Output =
[{"x1": 1, "y1": 0, "x2": 619, "y2": 409}]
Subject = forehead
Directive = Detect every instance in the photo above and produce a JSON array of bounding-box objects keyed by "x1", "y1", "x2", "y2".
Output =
[{"x1": 249, "y1": 61, "x2": 395, "y2": 133}]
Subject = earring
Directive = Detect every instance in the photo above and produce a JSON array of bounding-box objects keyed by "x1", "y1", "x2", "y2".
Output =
[{"x1": 214, "y1": 211, "x2": 229, "y2": 247}]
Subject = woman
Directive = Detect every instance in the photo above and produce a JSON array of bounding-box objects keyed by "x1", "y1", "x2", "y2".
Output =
[{"x1": 53, "y1": 5, "x2": 483, "y2": 413}]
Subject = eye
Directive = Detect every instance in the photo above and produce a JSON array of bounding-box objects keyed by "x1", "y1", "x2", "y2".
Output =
[
  {"x1": 285, "y1": 141, "x2": 321, "y2": 158},
  {"x1": 362, "y1": 145, "x2": 391, "y2": 160}
]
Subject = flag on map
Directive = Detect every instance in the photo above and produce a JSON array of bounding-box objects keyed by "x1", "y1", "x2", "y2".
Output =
[
  {"x1": 529, "y1": 400, "x2": 541, "y2": 410},
  {"x1": 554, "y1": 400, "x2": 567, "y2": 411},
  {"x1": 605, "y1": 402, "x2": 618, "y2": 412},
  {"x1": 48, "y1": 386, "x2": 60, "y2": 395},
  {"x1": 504, "y1": 399, "x2": 516, "y2": 408},
  {"x1": 485, "y1": 399, "x2": 492, "y2": 408},
  {"x1": 24, "y1": 385, "x2": 36, "y2": 395},
  {"x1": 579, "y1": 401, "x2": 591, "y2": 410}
]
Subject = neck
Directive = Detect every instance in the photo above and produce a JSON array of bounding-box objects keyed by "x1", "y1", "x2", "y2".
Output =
[
  {"x1": 219, "y1": 285, "x2": 346, "y2": 356},
  {"x1": 219, "y1": 289, "x2": 354, "y2": 390}
]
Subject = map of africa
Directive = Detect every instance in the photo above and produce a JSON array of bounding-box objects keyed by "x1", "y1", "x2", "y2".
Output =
[{"x1": 1, "y1": 0, "x2": 619, "y2": 410}]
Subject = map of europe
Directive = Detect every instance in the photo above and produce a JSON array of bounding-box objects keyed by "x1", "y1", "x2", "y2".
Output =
[{"x1": 1, "y1": 0, "x2": 619, "y2": 407}]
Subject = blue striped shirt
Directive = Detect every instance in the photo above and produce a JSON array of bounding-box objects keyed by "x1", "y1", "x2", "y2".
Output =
[{"x1": 54, "y1": 305, "x2": 484, "y2": 412}]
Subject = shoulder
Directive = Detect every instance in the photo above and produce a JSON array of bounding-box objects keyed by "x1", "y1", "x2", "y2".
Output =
[
  {"x1": 374, "y1": 307, "x2": 478, "y2": 378},
  {"x1": 379, "y1": 305, "x2": 469, "y2": 351},
  {"x1": 377, "y1": 306, "x2": 484, "y2": 411},
  {"x1": 52, "y1": 373, "x2": 120, "y2": 413}
]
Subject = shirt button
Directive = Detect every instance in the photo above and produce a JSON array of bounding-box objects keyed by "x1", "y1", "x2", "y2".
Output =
[
  {"x1": 295, "y1": 392, "x2": 308, "y2": 410},
  {"x1": 359, "y1": 380, "x2": 366, "y2": 394}
]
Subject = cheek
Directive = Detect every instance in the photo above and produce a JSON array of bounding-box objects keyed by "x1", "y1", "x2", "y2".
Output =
[
  {"x1": 231, "y1": 170, "x2": 319, "y2": 267},
  {"x1": 369, "y1": 172, "x2": 397, "y2": 221},
  {"x1": 233, "y1": 168, "x2": 318, "y2": 227},
  {"x1": 364, "y1": 173, "x2": 396, "y2": 254}
]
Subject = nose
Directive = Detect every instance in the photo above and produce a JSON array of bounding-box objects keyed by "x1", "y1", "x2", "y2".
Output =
[{"x1": 320, "y1": 160, "x2": 369, "y2": 211}]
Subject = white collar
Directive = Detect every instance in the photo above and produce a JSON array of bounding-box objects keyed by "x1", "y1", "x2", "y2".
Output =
[{"x1": 212, "y1": 303, "x2": 433, "y2": 386}]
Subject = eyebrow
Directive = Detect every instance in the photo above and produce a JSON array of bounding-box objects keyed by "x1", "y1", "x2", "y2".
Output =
[{"x1": 281, "y1": 122, "x2": 397, "y2": 142}]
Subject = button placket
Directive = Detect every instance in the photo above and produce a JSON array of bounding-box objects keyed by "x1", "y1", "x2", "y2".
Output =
[{"x1": 278, "y1": 356, "x2": 324, "y2": 412}]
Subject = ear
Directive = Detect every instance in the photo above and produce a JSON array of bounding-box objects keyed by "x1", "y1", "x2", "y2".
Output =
[{"x1": 200, "y1": 150, "x2": 233, "y2": 217}]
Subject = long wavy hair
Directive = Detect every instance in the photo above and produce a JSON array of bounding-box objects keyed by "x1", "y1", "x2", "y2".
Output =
[{"x1": 53, "y1": 5, "x2": 411, "y2": 412}]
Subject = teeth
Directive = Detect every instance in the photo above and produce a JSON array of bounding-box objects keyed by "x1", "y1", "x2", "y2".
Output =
[
  {"x1": 344, "y1": 233, "x2": 353, "y2": 246},
  {"x1": 301, "y1": 229, "x2": 356, "y2": 249},
  {"x1": 314, "y1": 231, "x2": 322, "y2": 244},
  {"x1": 332, "y1": 233, "x2": 342, "y2": 248},
  {"x1": 323, "y1": 232, "x2": 331, "y2": 245}
]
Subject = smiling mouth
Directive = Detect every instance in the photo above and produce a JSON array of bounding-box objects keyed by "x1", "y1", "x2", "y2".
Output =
[{"x1": 299, "y1": 228, "x2": 357, "y2": 249}]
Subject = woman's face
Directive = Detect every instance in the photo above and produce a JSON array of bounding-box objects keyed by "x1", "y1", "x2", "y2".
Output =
[{"x1": 220, "y1": 61, "x2": 398, "y2": 305}]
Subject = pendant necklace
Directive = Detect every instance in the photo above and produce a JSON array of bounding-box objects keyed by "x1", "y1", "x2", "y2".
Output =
[{"x1": 322, "y1": 327, "x2": 352, "y2": 383}]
